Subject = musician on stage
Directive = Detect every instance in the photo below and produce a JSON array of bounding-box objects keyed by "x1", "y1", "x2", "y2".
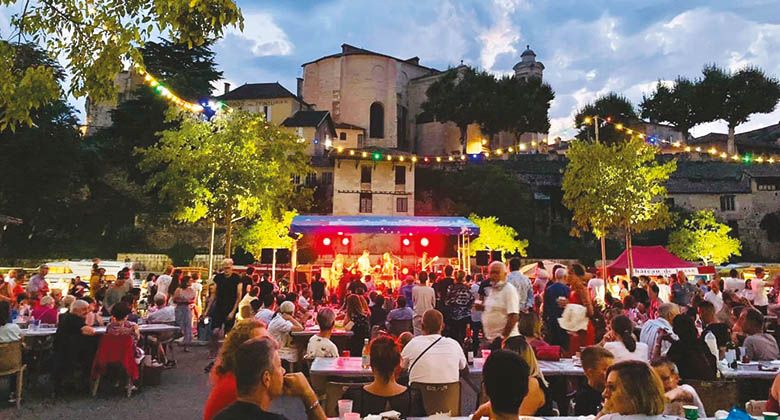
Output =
[
  {"x1": 331, "y1": 254, "x2": 345, "y2": 286},
  {"x1": 357, "y1": 250, "x2": 372, "y2": 277},
  {"x1": 381, "y1": 252, "x2": 395, "y2": 278}
]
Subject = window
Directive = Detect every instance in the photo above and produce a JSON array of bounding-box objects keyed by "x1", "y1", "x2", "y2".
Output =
[
  {"x1": 357, "y1": 134, "x2": 365, "y2": 147},
  {"x1": 262, "y1": 105, "x2": 271, "y2": 121},
  {"x1": 397, "y1": 105, "x2": 408, "y2": 148},
  {"x1": 757, "y1": 181, "x2": 778, "y2": 191},
  {"x1": 396, "y1": 197, "x2": 408, "y2": 213},
  {"x1": 720, "y1": 195, "x2": 735, "y2": 211},
  {"x1": 395, "y1": 166, "x2": 406, "y2": 185},
  {"x1": 305, "y1": 173, "x2": 317, "y2": 186},
  {"x1": 339, "y1": 132, "x2": 347, "y2": 141},
  {"x1": 369, "y1": 102, "x2": 384, "y2": 138},
  {"x1": 292, "y1": 175, "x2": 301, "y2": 185},
  {"x1": 321, "y1": 172, "x2": 333, "y2": 185},
  {"x1": 359, "y1": 193, "x2": 372, "y2": 213},
  {"x1": 361, "y1": 166, "x2": 372, "y2": 184}
]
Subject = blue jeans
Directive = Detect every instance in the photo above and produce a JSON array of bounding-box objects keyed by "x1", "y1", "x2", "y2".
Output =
[{"x1": 175, "y1": 305, "x2": 192, "y2": 345}]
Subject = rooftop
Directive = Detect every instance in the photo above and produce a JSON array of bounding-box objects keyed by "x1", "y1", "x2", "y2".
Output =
[
  {"x1": 216, "y1": 82, "x2": 298, "y2": 101},
  {"x1": 281, "y1": 110, "x2": 332, "y2": 128},
  {"x1": 689, "y1": 122, "x2": 780, "y2": 151},
  {"x1": 302, "y1": 44, "x2": 440, "y2": 73},
  {"x1": 334, "y1": 122, "x2": 365, "y2": 131}
]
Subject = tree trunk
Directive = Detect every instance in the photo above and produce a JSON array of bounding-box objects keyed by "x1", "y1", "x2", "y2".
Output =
[
  {"x1": 460, "y1": 125, "x2": 468, "y2": 155},
  {"x1": 727, "y1": 124, "x2": 737, "y2": 155},
  {"x1": 224, "y1": 209, "x2": 233, "y2": 258},
  {"x1": 600, "y1": 235, "x2": 607, "y2": 279},
  {"x1": 626, "y1": 229, "x2": 634, "y2": 277}
]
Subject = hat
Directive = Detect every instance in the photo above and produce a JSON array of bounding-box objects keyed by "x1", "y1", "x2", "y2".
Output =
[{"x1": 558, "y1": 303, "x2": 589, "y2": 332}]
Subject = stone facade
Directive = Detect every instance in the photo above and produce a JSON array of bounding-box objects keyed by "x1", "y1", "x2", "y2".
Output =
[
  {"x1": 84, "y1": 71, "x2": 143, "y2": 135},
  {"x1": 332, "y1": 156, "x2": 414, "y2": 216}
]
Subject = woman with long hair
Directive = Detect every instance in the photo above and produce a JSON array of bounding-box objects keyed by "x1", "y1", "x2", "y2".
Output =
[
  {"x1": 345, "y1": 294, "x2": 370, "y2": 356},
  {"x1": 342, "y1": 335, "x2": 425, "y2": 417},
  {"x1": 599, "y1": 360, "x2": 666, "y2": 419},
  {"x1": 167, "y1": 269, "x2": 183, "y2": 297},
  {"x1": 666, "y1": 315, "x2": 717, "y2": 380},
  {"x1": 203, "y1": 319, "x2": 267, "y2": 420},
  {"x1": 602, "y1": 315, "x2": 648, "y2": 362}
]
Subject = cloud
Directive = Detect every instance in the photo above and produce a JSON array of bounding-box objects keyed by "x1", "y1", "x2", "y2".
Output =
[
  {"x1": 225, "y1": 12, "x2": 293, "y2": 57},
  {"x1": 478, "y1": 0, "x2": 522, "y2": 71}
]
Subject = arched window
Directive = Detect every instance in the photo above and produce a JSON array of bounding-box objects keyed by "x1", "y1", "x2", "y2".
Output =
[{"x1": 369, "y1": 102, "x2": 384, "y2": 138}]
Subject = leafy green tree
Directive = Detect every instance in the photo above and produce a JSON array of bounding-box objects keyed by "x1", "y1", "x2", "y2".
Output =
[
  {"x1": 699, "y1": 65, "x2": 780, "y2": 154},
  {"x1": 138, "y1": 110, "x2": 311, "y2": 256},
  {"x1": 468, "y1": 214, "x2": 528, "y2": 256},
  {"x1": 575, "y1": 93, "x2": 639, "y2": 145},
  {"x1": 668, "y1": 210, "x2": 742, "y2": 264},
  {"x1": 760, "y1": 211, "x2": 780, "y2": 243},
  {"x1": 563, "y1": 139, "x2": 677, "y2": 273},
  {"x1": 640, "y1": 77, "x2": 705, "y2": 141},
  {"x1": 236, "y1": 209, "x2": 298, "y2": 257},
  {"x1": 489, "y1": 76, "x2": 554, "y2": 139},
  {"x1": 422, "y1": 67, "x2": 495, "y2": 152},
  {"x1": 0, "y1": 0, "x2": 243, "y2": 130}
]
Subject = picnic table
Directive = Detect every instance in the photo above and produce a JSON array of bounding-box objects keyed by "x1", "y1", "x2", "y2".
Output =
[
  {"x1": 291, "y1": 326, "x2": 354, "y2": 338},
  {"x1": 20, "y1": 323, "x2": 181, "y2": 337},
  {"x1": 719, "y1": 361, "x2": 780, "y2": 380}
]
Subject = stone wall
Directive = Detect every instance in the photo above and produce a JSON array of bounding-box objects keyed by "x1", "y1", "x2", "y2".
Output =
[
  {"x1": 332, "y1": 159, "x2": 414, "y2": 216},
  {"x1": 224, "y1": 97, "x2": 302, "y2": 126}
]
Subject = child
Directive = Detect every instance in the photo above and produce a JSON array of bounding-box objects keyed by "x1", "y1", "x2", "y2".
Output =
[{"x1": 305, "y1": 307, "x2": 339, "y2": 359}]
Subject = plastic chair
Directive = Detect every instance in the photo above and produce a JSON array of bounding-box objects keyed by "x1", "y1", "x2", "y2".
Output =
[
  {"x1": 91, "y1": 334, "x2": 139, "y2": 397},
  {"x1": 324, "y1": 381, "x2": 369, "y2": 417},
  {"x1": 746, "y1": 400, "x2": 768, "y2": 416},
  {"x1": 387, "y1": 319, "x2": 413, "y2": 337},
  {"x1": 0, "y1": 341, "x2": 25, "y2": 409},
  {"x1": 410, "y1": 382, "x2": 461, "y2": 416}
]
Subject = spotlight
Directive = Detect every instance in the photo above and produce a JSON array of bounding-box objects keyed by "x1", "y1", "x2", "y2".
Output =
[
  {"x1": 322, "y1": 237, "x2": 331, "y2": 246},
  {"x1": 341, "y1": 237, "x2": 350, "y2": 246},
  {"x1": 420, "y1": 237, "x2": 430, "y2": 247},
  {"x1": 402, "y1": 238, "x2": 411, "y2": 247}
]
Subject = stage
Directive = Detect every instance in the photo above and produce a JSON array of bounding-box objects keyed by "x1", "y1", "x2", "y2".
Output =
[{"x1": 288, "y1": 215, "x2": 480, "y2": 289}]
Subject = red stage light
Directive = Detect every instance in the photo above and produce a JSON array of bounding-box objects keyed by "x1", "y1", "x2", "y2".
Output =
[
  {"x1": 322, "y1": 237, "x2": 332, "y2": 246},
  {"x1": 401, "y1": 267, "x2": 409, "y2": 275},
  {"x1": 420, "y1": 237, "x2": 430, "y2": 247},
  {"x1": 341, "y1": 237, "x2": 350, "y2": 246},
  {"x1": 402, "y1": 238, "x2": 411, "y2": 247}
]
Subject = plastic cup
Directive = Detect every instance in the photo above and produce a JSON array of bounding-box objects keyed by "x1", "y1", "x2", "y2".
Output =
[
  {"x1": 763, "y1": 412, "x2": 779, "y2": 420},
  {"x1": 341, "y1": 350, "x2": 351, "y2": 357},
  {"x1": 343, "y1": 413, "x2": 360, "y2": 420},
  {"x1": 683, "y1": 405, "x2": 699, "y2": 420},
  {"x1": 337, "y1": 399, "x2": 353, "y2": 419}
]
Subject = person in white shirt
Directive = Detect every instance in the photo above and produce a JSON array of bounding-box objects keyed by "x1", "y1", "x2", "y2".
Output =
[
  {"x1": 254, "y1": 294, "x2": 276, "y2": 325},
  {"x1": 651, "y1": 358, "x2": 706, "y2": 418},
  {"x1": 267, "y1": 301, "x2": 304, "y2": 366},
  {"x1": 411, "y1": 272, "x2": 435, "y2": 336},
  {"x1": 305, "y1": 308, "x2": 339, "y2": 359},
  {"x1": 752, "y1": 267, "x2": 769, "y2": 313},
  {"x1": 587, "y1": 276, "x2": 606, "y2": 307},
  {"x1": 603, "y1": 315, "x2": 648, "y2": 363},
  {"x1": 639, "y1": 303, "x2": 680, "y2": 359},
  {"x1": 722, "y1": 269, "x2": 745, "y2": 294},
  {"x1": 506, "y1": 258, "x2": 533, "y2": 313},
  {"x1": 703, "y1": 278, "x2": 724, "y2": 313},
  {"x1": 0, "y1": 301, "x2": 21, "y2": 343},
  {"x1": 477, "y1": 261, "x2": 520, "y2": 346},
  {"x1": 656, "y1": 277, "x2": 671, "y2": 303},
  {"x1": 146, "y1": 293, "x2": 176, "y2": 323},
  {"x1": 156, "y1": 266, "x2": 174, "y2": 298},
  {"x1": 401, "y1": 309, "x2": 466, "y2": 384}
]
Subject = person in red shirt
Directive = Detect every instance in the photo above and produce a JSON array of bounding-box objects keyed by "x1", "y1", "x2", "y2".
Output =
[{"x1": 203, "y1": 318, "x2": 268, "y2": 420}]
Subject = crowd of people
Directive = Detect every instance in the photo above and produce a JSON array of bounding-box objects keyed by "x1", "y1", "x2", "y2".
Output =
[
  {"x1": 2, "y1": 255, "x2": 779, "y2": 419},
  {"x1": 196, "y1": 256, "x2": 780, "y2": 419}
]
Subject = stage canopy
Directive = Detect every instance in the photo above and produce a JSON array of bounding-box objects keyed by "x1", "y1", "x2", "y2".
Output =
[
  {"x1": 606, "y1": 245, "x2": 715, "y2": 276},
  {"x1": 289, "y1": 215, "x2": 479, "y2": 237}
]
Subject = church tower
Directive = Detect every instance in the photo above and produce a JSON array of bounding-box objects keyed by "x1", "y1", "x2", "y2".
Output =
[{"x1": 513, "y1": 45, "x2": 545, "y2": 81}]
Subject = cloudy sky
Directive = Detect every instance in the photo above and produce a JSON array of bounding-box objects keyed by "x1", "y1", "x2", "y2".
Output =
[{"x1": 206, "y1": 0, "x2": 780, "y2": 139}]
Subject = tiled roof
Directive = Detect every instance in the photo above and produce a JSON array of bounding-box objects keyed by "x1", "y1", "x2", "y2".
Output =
[
  {"x1": 667, "y1": 161, "x2": 751, "y2": 194},
  {"x1": 216, "y1": 82, "x2": 297, "y2": 101},
  {"x1": 282, "y1": 110, "x2": 331, "y2": 128},
  {"x1": 334, "y1": 122, "x2": 365, "y2": 131},
  {"x1": 302, "y1": 44, "x2": 440, "y2": 73},
  {"x1": 690, "y1": 123, "x2": 780, "y2": 151}
]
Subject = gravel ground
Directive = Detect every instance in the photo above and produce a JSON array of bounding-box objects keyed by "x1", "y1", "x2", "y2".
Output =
[{"x1": 0, "y1": 346, "x2": 308, "y2": 420}]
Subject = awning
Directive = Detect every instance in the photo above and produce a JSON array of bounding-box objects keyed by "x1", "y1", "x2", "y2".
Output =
[
  {"x1": 606, "y1": 245, "x2": 715, "y2": 276},
  {"x1": 289, "y1": 215, "x2": 479, "y2": 237}
]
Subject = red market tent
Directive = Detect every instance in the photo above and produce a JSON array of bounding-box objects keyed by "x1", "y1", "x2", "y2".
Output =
[{"x1": 606, "y1": 245, "x2": 716, "y2": 277}]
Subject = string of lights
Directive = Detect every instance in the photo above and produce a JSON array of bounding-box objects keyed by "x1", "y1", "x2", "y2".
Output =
[
  {"x1": 133, "y1": 64, "x2": 228, "y2": 116},
  {"x1": 582, "y1": 115, "x2": 779, "y2": 165}
]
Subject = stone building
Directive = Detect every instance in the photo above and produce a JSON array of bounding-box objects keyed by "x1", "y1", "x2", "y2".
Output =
[
  {"x1": 84, "y1": 70, "x2": 143, "y2": 135},
  {"x1": 689, "y1": 123, "x2": 780, "y2": 156},
  {"x1": 217, "y1": 82, "x2": 309, "y2": 125}
]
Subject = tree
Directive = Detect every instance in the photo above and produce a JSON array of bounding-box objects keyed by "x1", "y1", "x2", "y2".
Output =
[
  {"x1": 236, "y1": 209, "x2": 298, "y2": 257},
  {"x1": 640, "y1": 77, "x2": 705, "y2": 141},
  {"x1": 422, "y1": 67, "x2": 495, "y2": 152},
  {"x1": 0, "y1": 0, "x2": 243, "y2": 130},
  {"x1": 760, "y1": 211, "x2": 780, "y2": 243},
  {"x1": 574, "y1": 93, "x2": 640, "y2": 145},
  {"x1": 491, "y1": 76, "x2": 554, "y2": 139},
  {"x1": 668, "y1": 210, "x2": 741, "y2": 265},
  {"x1": 468, "y1": 214, "x2": 528, "y2": 256},
  {"x1": 138, "y1": 110, "x2": 311, "y2": 256},
  {"x1": 699, "y1": 65, "x2": 780, "y2": 154},
  {"x1": 562, "y1": 138, "x2": 677, "y2": 274}
]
